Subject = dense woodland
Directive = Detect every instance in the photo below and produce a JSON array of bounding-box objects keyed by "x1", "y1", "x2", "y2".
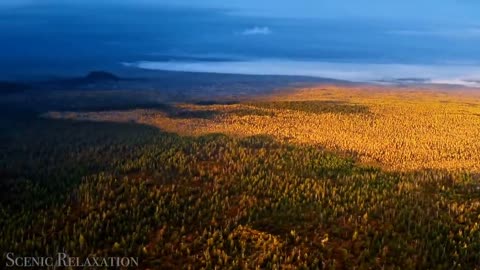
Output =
[{"x1": 1, "y1": 105, "x2": 480, "y2": 269}]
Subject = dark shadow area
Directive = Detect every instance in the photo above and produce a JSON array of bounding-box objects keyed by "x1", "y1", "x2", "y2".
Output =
[
  {"x1": 193, "y1": 100, "x2": 239, "y2": 106},
  {"x1": 67, "y1": 103, "x2": 174, "y2": 112},
  {"x1": 239, "y1": 134, "x2": 279, "y2": 149},
  {"x1": 229, "y1": 108, "x2": 275, "y2": 117},
  {"x1": 0, "y1": 112, "x2": 162, "y2": 208},
  {"x1": 247, "y1": 100, "x2": 370, "y2": 115},
  {"x1": 0, "y1": 69, "x2": 334, "y2": 114},
  {"x1": 167, "y1": 109, "x2": 219, "y2": 119}
]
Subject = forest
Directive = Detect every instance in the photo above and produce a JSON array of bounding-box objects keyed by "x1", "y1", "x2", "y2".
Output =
[{"x1": 1, "y1": 86, "x2": 480, "y2": 269}]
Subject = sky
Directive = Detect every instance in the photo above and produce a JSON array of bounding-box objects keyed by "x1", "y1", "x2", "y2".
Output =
[
  {"x1": 1, "y1": 0, "x2": 480, "y2": 84},
  {"x1": 2, "y1": 0, "x2": 479, "y2": 22},
  {"x1": 167, "y1": 0, "x2": 480, "y2": 22}
]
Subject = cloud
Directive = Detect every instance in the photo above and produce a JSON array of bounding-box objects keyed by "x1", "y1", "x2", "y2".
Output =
[{"x1": 241, "y1": 26, "x2": 271, "y2": 35}]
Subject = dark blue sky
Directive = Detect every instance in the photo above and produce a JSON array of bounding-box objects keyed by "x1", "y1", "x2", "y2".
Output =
[
  {"x1": 1, "y1": 0, "x2": 480, "y2": 82},
  {"x1": 2, "y1": 0, "x2": 480, "y2": 22}
]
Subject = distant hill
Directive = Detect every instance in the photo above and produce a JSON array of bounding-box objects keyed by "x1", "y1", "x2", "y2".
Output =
[
  {"x1": 0, "y1": 71, "x2": 125, "y2": 94},
  {"x1": 84, "y1": 71, "x2": 120, "y2": 82},
  {"x1": 0, "y1": 81, "x2": 30, "y2": 95},
  {"x1": 30, "y1": 71, "x2": 124, "y2": 91}
]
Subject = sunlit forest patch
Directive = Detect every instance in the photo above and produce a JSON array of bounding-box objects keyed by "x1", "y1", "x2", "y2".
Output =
[{"x1": 46, "y1": 86, "x2": 480, "y2": 172}]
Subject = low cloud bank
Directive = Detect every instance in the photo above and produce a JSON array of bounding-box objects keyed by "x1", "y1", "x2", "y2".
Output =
[{"x1": 123, "y1": 59, "x2": 480, "y2": 87}]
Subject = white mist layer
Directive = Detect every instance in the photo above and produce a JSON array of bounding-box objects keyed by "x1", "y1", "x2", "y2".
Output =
[{"x1": 123, "y1": 60, "x2": 480, "y2": 87}]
